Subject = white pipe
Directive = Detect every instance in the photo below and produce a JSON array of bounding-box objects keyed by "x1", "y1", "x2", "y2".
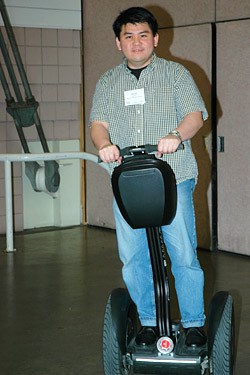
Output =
[
  {"x1": 0, "y1": 151, "x2": 109, "y2": 252},
  {"x1": 4, "y1": 160, "x2": 15, "y2": 252},
  {"x1": 0, "y1": 152, "x2": 109, "y2": 169}
]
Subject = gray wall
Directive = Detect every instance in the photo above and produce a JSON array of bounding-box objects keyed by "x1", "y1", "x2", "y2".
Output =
[{"x1": 84, "y1": 0, "x2": 250, "y2": 252}]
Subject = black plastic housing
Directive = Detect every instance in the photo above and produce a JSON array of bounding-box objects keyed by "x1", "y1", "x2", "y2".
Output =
[{"x1": 111, "y1": 154, "x2": 177, "y2": 229}]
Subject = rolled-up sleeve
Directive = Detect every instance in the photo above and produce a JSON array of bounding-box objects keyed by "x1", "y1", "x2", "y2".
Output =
[
  {"x1": 89, "y1": 78, "x2": 109, "y2": 127},
  {"x1": 174, "y1": 66, "x2": 208, "y2": 123}
]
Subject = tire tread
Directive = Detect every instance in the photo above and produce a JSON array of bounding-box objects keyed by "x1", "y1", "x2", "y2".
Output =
[{"x1": 211, "y1": 295, "x2": 234, "y2": 375}]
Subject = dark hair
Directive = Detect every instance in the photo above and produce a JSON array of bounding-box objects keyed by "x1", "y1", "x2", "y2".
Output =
[{"x1": 112, "y1": 7, "x2": 158, "y2": 39}]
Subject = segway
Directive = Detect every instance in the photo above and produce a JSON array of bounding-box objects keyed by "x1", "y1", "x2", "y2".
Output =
[{"x1": 102, "y1": 145, "x2": 235, "y2": 375}]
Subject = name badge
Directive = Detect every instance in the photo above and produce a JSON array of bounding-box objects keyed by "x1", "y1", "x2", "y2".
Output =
[{"x1": 124, "y1": 88, "x2": 145, "y2": 106}]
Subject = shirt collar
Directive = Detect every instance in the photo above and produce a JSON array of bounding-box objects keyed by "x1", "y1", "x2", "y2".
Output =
[{"x1": 122, "y1": 53, "x2": 157, "y2": 74}]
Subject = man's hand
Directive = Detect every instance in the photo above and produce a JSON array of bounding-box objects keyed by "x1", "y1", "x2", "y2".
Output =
[
  {"x1": 99, "y1": 143, "x2": 121, "y2": 163},
  {"x1": 157, "y1": 135, "x2": 181, "y2": 157},
  {"x1": 90, "y1": 121, "x2": 121, "y2": 163}
]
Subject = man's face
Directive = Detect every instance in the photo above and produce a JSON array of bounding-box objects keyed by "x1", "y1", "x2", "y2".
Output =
[{"x1": 116, "y1": 22, "x2": 159, "y2": 69}]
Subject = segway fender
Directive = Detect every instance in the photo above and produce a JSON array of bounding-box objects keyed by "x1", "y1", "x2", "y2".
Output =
[
  {"x1": 207, "y1": 290, "x2": 229, "y2": 354},
  {"x1": 110, "y1": 288, "x2": 134, "y2": 354}
]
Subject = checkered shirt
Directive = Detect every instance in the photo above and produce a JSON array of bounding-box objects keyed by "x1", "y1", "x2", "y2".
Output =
[{"x1": 89, "y1": 54, "x2": 208, "y2": 183}]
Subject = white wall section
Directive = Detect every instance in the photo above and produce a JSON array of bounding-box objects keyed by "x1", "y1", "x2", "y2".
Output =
[{"x1": 0, "y1": 0, "x2": 81, "y2": 29}]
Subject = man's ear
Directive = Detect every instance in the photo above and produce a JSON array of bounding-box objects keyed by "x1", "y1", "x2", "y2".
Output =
[
  {"x1": 116, "y1": 37, "x2": 122, "y2": 51},
  {"x1": 154, "y1": 33, "x2": 159, "y2": 48}
]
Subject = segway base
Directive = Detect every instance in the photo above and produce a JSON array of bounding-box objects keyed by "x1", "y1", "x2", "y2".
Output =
[
  {"x1": 132, "y1": 351, "x2": 203, "y2": 374},
  {"x1": 130, "y1": 332, "x2": 208, "y2": 374}
]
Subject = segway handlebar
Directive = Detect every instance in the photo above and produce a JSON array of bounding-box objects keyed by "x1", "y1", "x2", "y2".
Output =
[{"x1": 98, "y1": 143, "x2": 184, "y2": 163}]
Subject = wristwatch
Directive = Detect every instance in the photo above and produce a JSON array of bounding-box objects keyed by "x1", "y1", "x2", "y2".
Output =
[{"x1": 169, "y1": 129, "x2": 183, "y2": 143}]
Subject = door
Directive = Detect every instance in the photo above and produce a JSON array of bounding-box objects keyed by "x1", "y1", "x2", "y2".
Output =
[{"x1": 217, "y1": 20, "x2": 250, "y2": 255}]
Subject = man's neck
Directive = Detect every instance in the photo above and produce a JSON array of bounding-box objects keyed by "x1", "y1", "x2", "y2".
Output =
[{"x1": 128, "y1": 65, "x2": 148, "y2": 80}]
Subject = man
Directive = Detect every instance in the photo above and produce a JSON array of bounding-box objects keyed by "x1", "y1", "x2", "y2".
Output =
[{"x1": 89, "y1": 7, "x2": 208, "y2": 347}]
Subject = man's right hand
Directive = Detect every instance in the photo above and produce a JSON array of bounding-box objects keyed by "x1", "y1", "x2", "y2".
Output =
[
  {"x1": 99, "y1": 143, "x2": 121, "y2": 163},
  {"x1": 90, "y1": 122, "x2": 121, "y2": 163}
]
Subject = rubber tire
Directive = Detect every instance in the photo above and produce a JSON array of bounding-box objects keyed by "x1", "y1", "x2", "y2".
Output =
[
  {"x1": 209, "y1": 294, "x2": 235, "y2": 375},
  {"x1": 103, "y1": 293, "x2": 137, "y2": 375}
]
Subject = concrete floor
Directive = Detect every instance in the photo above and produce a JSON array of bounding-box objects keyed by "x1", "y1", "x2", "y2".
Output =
[{"x1": 0, "y1": 225, "x2": 249, "y2": 375}]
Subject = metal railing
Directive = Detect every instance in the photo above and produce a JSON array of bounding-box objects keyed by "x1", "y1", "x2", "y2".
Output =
[{"x1": 0, "y1": 152, "x2": 108, "y2": 252}]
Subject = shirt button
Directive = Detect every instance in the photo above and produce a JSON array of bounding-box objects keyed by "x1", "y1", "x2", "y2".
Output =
[
  {"x1": 138, "y1": 129, "x2": 141, "y2": 133},
  {"x1": 137, "y1": 110, "x2": 140, "y2": 114}
]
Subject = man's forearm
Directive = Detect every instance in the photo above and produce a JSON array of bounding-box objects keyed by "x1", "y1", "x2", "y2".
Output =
[
  {"x1": 90, "y1": 121, "x2": 111, "y2": 151},
  {"x1": 176, "y1": 111, "x2": 203, "y2": 141}
]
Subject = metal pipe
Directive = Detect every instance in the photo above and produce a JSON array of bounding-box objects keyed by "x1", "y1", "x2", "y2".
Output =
[
  {"x1": 0, "y1": 61, "x2": 13, "y2": 101},
  {"x1": 0, "y1": 0, "x2": 33, "y2": 100},
  {"x1": 33, "y1": 112, "x2": 50, "y2": 153},
  {"x1": 0, "y1": 152, "x2": 107, "y2": 165},
  {"x1": 4, "y1": 160, "x2": 15, "y2": 252},
  {"x1": 0, "y1": 27, "x2": 23, "y2": 102}
]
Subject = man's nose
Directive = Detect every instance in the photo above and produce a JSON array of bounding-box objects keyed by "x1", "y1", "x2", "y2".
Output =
[{"x1": 132, "y1": 35, "x2": 141, "y2": 44}]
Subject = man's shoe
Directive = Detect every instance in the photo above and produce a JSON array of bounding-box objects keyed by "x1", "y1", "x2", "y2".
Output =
[
  {"x1": 135, "y1": 326, "x2": 158, "y2": 346},
  {"x1": 184, "y1": 327, "x2": 207, "y2": 347}
]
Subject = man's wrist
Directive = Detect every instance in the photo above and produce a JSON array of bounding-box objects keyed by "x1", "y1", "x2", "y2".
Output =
[
  {"x1": 168, "y1": 129, "x2": 182, "y2": 143},
  {"x1": 99, "y1": 142, "x2": 112, "y2": 151}
]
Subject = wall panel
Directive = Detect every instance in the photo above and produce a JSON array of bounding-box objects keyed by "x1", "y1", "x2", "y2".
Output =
[
  {"x1": 217, "y1": 20, "x2": 250, "y2": 255},
  {"x1": 216, "y1": 0, "x2": 250, "y2": 21}
]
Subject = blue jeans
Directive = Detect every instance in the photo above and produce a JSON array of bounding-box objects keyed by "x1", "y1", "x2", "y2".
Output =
[{"x1": 113, "y1": 178, "x2": 205, "y2": 328}]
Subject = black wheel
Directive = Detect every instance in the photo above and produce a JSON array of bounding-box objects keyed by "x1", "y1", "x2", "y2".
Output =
[
  {"x1": 209, "y1": 293, "x2": 234, "y2": 375},
  {"x1": 103, "y1": 289, "x2": 137, "y2": 375}
]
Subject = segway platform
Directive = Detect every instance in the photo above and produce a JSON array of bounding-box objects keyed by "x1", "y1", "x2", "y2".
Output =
[{"x1": 129, "y1": 332, "x2": 207, "y2": 374}]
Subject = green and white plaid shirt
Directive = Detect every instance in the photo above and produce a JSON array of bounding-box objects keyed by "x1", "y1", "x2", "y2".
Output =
[{"x1": 90, "y1": 53, "x2": 208, "y2": 183}]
